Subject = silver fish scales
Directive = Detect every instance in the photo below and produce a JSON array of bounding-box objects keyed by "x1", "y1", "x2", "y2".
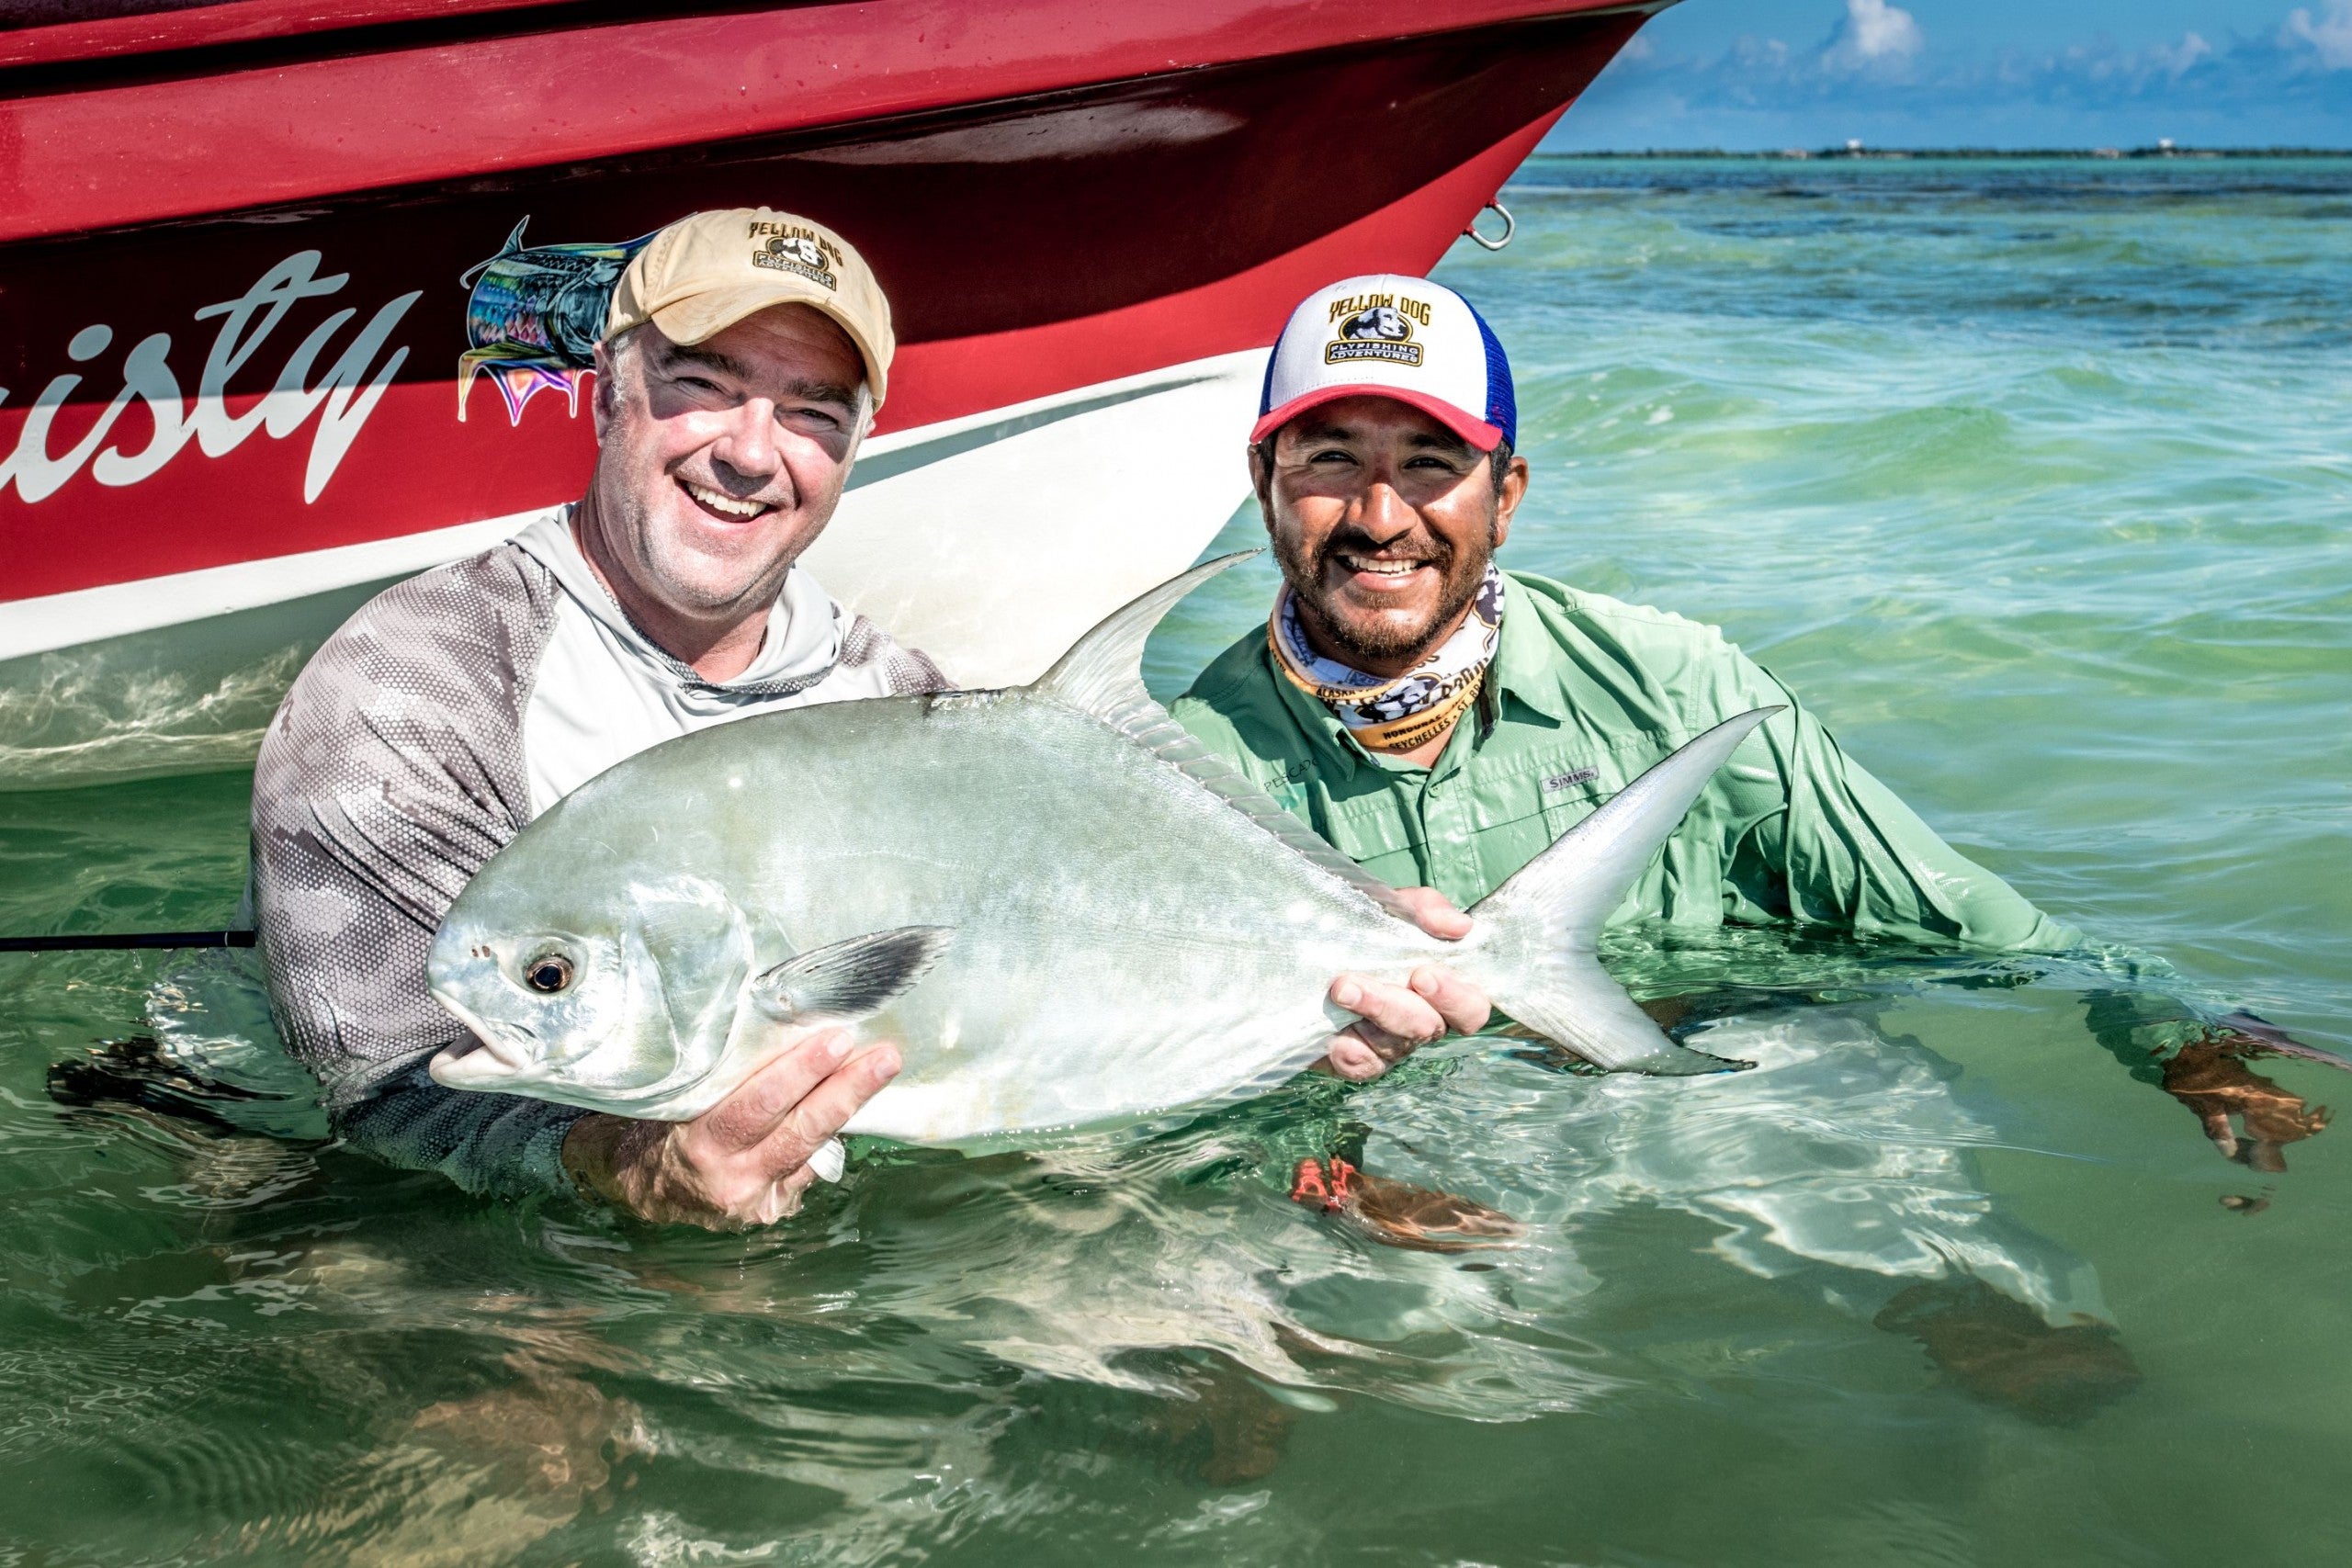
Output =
[{"x1": 427, "y1": 554, "x2": 1773, "y2": 1145}]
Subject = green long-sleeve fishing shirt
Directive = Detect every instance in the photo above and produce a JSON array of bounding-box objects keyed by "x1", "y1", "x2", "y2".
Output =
[{"x1": 1168, "y1": 570, "x2": 2082, "y2": 953}]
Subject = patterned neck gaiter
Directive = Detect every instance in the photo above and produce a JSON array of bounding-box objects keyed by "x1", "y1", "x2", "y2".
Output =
[{"x1": 1268, "y1": 567, "x2": 1505, "y2": 754}]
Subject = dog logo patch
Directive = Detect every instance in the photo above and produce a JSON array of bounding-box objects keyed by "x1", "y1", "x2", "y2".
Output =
[
  {"x1": 750, "y1": 227, "x2": 839, "y2": 289},
  {"x1": 1341, "y1": 306, "x2": 1412, "y2": 342},
  {"x1": 770, "y1": 235, "x2": 822, "y2": 268},
  {"x1": 1325, "y1": 295, "x2": 1427, "y2": 367}
]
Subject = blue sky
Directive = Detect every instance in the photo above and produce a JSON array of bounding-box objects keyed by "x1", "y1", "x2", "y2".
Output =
[{"x1": 1544, "y1": 0, "x2": 2352, "y2": 150}]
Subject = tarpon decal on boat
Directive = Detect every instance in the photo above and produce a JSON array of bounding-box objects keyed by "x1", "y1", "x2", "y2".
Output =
[{"x1": 457, "y1": 219, "x2": 655, "y2": 425}]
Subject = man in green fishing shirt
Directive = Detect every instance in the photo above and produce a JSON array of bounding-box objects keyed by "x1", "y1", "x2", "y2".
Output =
[{"x1": 1170, "y1": 273, "x2": 2325, "y2": 1167}]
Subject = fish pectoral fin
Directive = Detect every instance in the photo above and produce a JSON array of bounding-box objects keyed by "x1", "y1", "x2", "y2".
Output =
[{"x1": 750, "y1": 926, "x2": 956, "y2": 1025}]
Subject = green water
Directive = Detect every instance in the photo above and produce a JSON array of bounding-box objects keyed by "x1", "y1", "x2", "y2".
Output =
[{"x1": 6, "y1": 157, "x2": 2349, "y2": 1564}]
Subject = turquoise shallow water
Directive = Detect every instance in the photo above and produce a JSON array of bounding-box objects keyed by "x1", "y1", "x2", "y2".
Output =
[{"x1": 5, "y1": 156, "x2": 2350, "y2": 1564}]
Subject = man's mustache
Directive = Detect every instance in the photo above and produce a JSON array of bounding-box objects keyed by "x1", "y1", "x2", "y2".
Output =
[{"x1": 1313, "y1": 531, "x2": 1454, "y2": 573}]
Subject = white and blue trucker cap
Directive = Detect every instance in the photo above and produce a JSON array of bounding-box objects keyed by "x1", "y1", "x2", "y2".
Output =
[{"x1": 1252, "y1": 273, "x2": 1516, "y2": 451}]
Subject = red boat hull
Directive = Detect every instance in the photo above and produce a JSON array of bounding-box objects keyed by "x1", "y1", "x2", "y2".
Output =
[{"x1": 0, "y1": 0, "x2": 1657, "y2": 781}]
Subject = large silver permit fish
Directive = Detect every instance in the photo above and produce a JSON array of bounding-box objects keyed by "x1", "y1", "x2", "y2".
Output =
[{"x1": 426, "y1": 554, "x2": 1775, "y2": 1145}]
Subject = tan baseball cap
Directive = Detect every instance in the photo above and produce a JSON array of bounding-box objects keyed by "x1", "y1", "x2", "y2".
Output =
[{"x1": 605, "y1": 208, "x2": 895, "y2": 408}]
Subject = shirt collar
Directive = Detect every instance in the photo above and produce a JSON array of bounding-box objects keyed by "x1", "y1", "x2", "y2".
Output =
[
  {"x1": 1263, "y1": 634, "x2": 1370, "y2": 778},
  {"x1": 1488, "y1": 578, "x2": 1571, "y2": 722},
  {"x1": 512, "y1": 504, "x2": 846, "y2": 700}
]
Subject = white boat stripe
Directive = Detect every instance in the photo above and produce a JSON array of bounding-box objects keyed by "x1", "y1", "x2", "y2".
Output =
[{"x1": 0, "y1": 351, "x2": 1264, "y2": 664}]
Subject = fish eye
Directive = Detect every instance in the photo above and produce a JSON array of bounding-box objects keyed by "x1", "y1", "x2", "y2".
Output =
[{"x1": 524, "y1": 953, "x2": 575, "y2": 994}]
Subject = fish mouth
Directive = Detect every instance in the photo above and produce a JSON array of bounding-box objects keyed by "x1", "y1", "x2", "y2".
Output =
[
  {"x1": 426, "y1": 990, "x2": 538, "y2": 1086},
  {"x1": 439, "y1": 1032, "x2": 525, "y2": 1069}
]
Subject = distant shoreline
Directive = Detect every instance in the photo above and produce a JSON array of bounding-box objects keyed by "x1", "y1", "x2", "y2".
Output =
[{"x1": 1542, "y1": 147, "x2": 2352, "y2": 161}]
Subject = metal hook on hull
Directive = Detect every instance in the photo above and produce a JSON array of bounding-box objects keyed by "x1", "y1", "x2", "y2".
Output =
[{"x1": 1464, "y1": 199, "x2": 1515, "y2": 251}]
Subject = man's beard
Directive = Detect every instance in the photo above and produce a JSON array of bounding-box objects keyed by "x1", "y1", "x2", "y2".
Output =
[{"x1": 1274, "y1": 523, "x2": 1496, "y2": 668}]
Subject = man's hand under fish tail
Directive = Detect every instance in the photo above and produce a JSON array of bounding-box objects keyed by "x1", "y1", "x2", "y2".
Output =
[
  {"x1": 2161, "y1": 1026, "x2": 2333, "y2": 1174},
  {"x1": 560, "y1": 1029, "x2": 902, "y2": 1229},
  {"x1": 1318, "y1": 887, "x2": 1492, "y2": 1082}
]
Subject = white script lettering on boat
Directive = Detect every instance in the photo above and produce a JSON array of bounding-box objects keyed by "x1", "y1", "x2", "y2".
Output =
[{"x1": 0, "y1": 251, "x2": 420, "y2": 505}]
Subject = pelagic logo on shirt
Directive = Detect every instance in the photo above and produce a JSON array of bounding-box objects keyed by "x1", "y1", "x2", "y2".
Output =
[{"x1": 1324, "y1": 291, "x2": 1432, "y2": 367}]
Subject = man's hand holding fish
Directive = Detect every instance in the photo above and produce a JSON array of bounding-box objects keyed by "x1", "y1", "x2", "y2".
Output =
[
  {"x1": 1320, "y1": 887, "x2": 1488, "y2": 1081},
  {"x1": 559, "y1": 1027, "x2": 899, "y2": 1228}
]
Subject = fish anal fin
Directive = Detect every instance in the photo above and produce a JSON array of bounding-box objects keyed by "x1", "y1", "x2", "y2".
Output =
[{"x1": 752, "y1": 925, "x2": 955, "y2": 1025}]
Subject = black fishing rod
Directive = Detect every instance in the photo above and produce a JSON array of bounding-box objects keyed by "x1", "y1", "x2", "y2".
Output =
[{"x1": 0, "y1": 930, "x2": 254, "y2": 953}]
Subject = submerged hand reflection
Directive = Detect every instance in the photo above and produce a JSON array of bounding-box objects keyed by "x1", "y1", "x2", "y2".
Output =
[{"x1": 2162, "y1": 1031, "x2": 2331, "y2": 1173}]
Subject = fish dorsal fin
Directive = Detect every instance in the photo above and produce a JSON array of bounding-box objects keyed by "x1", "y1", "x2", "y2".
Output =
[
  {"x1": 458, "y1": 217, "x2": 532, "y2": 288},
  {"x1": 1028, "y1": 551, "x2": 1427, "y2": 925},
  {"x1": 1032, "y1": 551, "x2": 1256, "y2": 719}
]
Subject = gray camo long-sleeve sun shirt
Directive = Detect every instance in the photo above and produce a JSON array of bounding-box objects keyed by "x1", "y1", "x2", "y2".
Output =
[{"x1": 250, "y1": 507, "x2": 946, "y2": 1196}]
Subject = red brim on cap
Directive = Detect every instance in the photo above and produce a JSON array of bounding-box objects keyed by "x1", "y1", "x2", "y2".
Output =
[{"x1": 1250, "y1": 387, "x2": 1505, "y2": 451}]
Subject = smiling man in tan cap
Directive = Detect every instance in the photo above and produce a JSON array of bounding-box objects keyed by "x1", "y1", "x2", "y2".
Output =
[
  {"x1": 250, "y1": 209, "x2": 1468, "y2": 1229},
  {"x1": 252, "y1": 208, "x2": 942, "y2": 1229}
]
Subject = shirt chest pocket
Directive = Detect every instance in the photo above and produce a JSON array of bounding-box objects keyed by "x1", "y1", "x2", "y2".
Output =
[
  {"x1": 1316, "y1": 787, "x2": 1425, "y2": 887},
  {"x1": 1429, "y1": 750, "x2": 1603, "y2": 902},
  {"x1": 1470, "y1": 752, "x2": 1611, "y2": 840}
]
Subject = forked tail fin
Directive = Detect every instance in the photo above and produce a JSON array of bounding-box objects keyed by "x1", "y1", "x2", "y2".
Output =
[{"x1": 1464, "y1": 708, "x2": 1782, "y2": 1074}]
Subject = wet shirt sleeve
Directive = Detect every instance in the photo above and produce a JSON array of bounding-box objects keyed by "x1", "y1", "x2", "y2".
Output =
[
  {"x1": 250, "y1": 549, "x2": 586, "y2": 1198},
  {"x1": 1691, "y1": 649, "x2": 2081, "y2": 954},
  {"x1": 1171, "y1": 593, "x2": 2080, "y2": 955}
]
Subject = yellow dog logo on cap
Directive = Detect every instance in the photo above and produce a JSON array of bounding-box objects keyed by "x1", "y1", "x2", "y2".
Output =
[{"x1": 752, "y1": 231, "x2": 837, "y2": 290}]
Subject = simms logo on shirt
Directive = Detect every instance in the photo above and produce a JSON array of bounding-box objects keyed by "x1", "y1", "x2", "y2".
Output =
[
  {"x1": 1543, "y1": 768, "x2": 1600, "y2": 794},
  {"x1": 749, "y1": 223, "x2": 840, "y2": 290},
  {"x1": 1324, "y1": 291, "x2": 1431, "y2": 367}
]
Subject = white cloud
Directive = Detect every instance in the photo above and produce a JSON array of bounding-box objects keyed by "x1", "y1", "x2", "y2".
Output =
[
  {"x1": 1558, "y1": 0, "x2": 2352, "y2": 152},
  {"x1": 1823, "y1": 0, "x2": 1924, "y2": 73},
  {"x1": 2152, "y1": 31, "x2": 2213, "y2": 78},
  {"x1": 2283, "y1": 0, "x2": 2352, "y2": 69}
]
